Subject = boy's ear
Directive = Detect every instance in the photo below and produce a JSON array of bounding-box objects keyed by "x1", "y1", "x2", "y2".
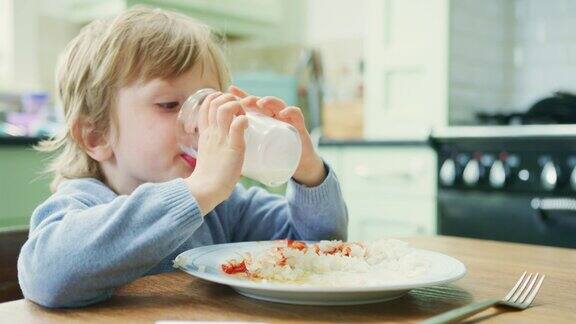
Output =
[{"x1": 75, "y1": 121, "x2": 114, "y2": 162}]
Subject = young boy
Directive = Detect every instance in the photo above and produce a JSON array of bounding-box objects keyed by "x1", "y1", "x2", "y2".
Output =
[{"x1": 17, "y1": 6, "x2": 348, "y2": 308}]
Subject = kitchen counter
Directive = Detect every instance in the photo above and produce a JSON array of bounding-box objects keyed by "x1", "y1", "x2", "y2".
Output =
[
  {"x1": 319, "y1": 137, "x2": 430, "y2": 146},
  {"x1": 9, "y1": 125, "x2": 576, "y2": 145},
  {"x1": 0, "y1": 140, "x2": 51, "y2": 228},
  {"x1": 0, "y1": 136, "x2": 46, "y2": 146},
  {"x1": 432, "y1": 125, "x2": 576, "y2": 139},
  {"x1": 0, "y1": 136, "x2": 433, "y2": 147},
  {"x1": 0, "y1": 236, "x2": 574, "y2": 323},
  {"x1": 0, "y1": 135, "x2": 431, "y2": 146}
]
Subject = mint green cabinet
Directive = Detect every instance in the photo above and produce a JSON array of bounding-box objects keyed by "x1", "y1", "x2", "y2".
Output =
[
  {"x1": 1, "y1": 142, "x2": 437, "y2": 237},
  {"x1": 44, "y1": 0, "x2": 286, "y2": 38},
  {"x1": 0, "y1": 144, "x2": 285, "y2": 229},
  {"x1": 134, "y1": 0, "x2": 281, "y2": 37},
  {"x1": 318, "y1": 145, "x2": 437, "y2": 241},
  {"x1": 0, "y1": 147, "x2": 51, "y2": 228}
]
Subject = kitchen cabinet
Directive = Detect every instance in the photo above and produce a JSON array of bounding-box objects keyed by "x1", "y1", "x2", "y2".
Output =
[
  {"x1": 363, "y1": 0, "x2": 449, "y2": 138},
  {"x1": 133, "y1": 0, "x2": 283, "y2": 38},
  {"x1": 42, "y1": 0, "x2": 283, "y2": 38},
  {"x1": 0, "y1": 140, "x2": 437, "y2": 240},
  {"x1": 318, "y1": 144, "x2": 436, "y2": 241},
  {"x1": 0, "y1": 146, "x2": 51, "y2": 229},
  {"x1": 363, "y1": 0, "x2": 519, "y2": 131}
]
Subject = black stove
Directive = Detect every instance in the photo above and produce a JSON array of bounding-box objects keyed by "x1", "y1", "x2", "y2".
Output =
[{"x1": 432, "y1": 126, "x2": 576, "y2": 248}]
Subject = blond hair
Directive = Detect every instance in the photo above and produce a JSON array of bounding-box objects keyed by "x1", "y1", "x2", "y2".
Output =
[{"x1": 37, "y1": 6, "x2": 230, "y2": 192}]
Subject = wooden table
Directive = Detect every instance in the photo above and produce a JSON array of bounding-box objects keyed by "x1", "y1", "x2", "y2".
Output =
[{"x1": 1, "y1": 236, "x2": 575, "y2": 323}]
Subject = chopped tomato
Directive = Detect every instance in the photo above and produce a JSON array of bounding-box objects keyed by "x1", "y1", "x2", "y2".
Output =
[
  {"x1": 314, "y1": 245, "x2": 321, "y2": 255},
  {"x1": 286, "y1": 240, "x2": 307, "y2": 251},
  {"x1": 320, "y1": 243, "x2": 352, "y2": 256},
  {"x1": 221, "y1": 260, "x2": 247, "y2": 274}
]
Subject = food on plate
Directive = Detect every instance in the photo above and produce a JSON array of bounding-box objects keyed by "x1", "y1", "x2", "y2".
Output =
[{"x1": 220, "y1": 239, "x2": 429, "y2": 286}]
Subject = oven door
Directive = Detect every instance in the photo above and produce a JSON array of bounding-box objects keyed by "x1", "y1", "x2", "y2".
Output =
[{"x1": 438, "y1": 191, "x2": 576, "y2": 248}]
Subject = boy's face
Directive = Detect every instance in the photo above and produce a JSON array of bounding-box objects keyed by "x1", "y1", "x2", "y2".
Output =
[{"x1": 102, "y1": 64, "x2": 220, "y2": 194}]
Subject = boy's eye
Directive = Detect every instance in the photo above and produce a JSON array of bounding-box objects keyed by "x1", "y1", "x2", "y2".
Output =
[{"x1": 156, "y1": 101, "x2": 180, "y2": 110}]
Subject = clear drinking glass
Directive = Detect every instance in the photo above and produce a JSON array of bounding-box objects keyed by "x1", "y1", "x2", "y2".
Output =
[{"x1": 177, "y1": 88, "x2": 302, "y2": 187}]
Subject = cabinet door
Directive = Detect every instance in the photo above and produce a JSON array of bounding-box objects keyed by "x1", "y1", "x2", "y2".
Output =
[
  {"x1": 340, "y1": 146, "x2": 437, "y2": 240},
  {"x1": 41, "y1": 0, "x2": 282, "y2": 38},
  {"x1": 364, "y1": 0, "x2": 449, "y2": 138},
  {"x1": 342, "y1": 146, "x2": 435, "y2": 197},
  {"x1": 0, "y1": 148, "x2": 51, "y2": 228},
  {"x1": 42, "y1": 0, "x2": 127, "y2": 23},
  {"x1": 135, "y1": 0, "x2": 282, "y2": 38},
  {"x1": 149, "y1": 0, "x2": 281, "y2": 24},
  {"x1": 347, "y1": 198, "x2": 435, "y2": 241}
]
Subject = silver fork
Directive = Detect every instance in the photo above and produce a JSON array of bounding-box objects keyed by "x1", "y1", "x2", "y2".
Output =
[{"x1": 422, "y1": 272, "x2": 545, "y2": 324}]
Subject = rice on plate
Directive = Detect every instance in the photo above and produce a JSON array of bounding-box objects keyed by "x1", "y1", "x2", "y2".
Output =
[{"x1": 220, "y1": 239, "x2": 430, "y2": 286}]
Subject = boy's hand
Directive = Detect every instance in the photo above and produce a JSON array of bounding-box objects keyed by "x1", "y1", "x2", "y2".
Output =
[
  {"x1": 228, "y1": 85, "x2": 326, "y2": 187},
  {"x1": 185, "y1": 92, "x2": 252, "y2": 215}
]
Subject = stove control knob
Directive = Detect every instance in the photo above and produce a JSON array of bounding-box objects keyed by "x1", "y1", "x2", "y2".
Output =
[
  {"x1": 541, "y1": 161, "x2": 559, "y2": 191},
  {"x1": 570, "y1": 167, "x2": 576, "y2": 191},
  {"x1": 439, "y1": 158, "x2": 457, "y2": 186},
  {"x1": 489, "y1": 160, "x2": 509, "y2": 188},
  {"x1": 463, "y1": 159, "x2": 481, "y2": 186}
]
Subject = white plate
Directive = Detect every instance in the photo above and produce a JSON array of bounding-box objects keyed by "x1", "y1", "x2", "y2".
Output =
[{"x1": 173, "y1": 241, "x2": 466, "y2": 306}]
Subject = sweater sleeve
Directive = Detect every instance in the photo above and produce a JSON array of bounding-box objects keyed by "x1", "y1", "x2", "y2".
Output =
[
  {"x1": 229, "y1": 162, "x2": 348, "y2": 242},
  {"x1": 17, "y1": 178, "x2": 202, "y2": 308}
]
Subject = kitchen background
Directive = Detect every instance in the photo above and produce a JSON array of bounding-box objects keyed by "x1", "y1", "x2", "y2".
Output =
[{"x1": 1, "y1": 0, "x2": 576, "y2": 244}]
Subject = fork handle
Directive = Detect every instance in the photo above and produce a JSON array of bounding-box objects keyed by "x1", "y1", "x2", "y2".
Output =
[{"x1": 421, "y1": 299, "x2": 500, "y2": 324}]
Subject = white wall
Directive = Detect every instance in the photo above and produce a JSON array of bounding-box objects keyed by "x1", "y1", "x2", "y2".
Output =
[
  {"x1": 305, "y1": 0, "x2": 366, "y2": 44},
  {"x1": 0, "y1": 0, "x2": 82, "y2": 92},
  {"x1": 0, "y1": 0, "x2": 14, "y2": 87},
  {"x1": 449, "y1": 0, "x2": 576, "y2": 125},
  {"x1": 512, "y1": 0, "x2": 576, "y2": 109},
  {"x1": 12, "y1": 0, "x2": 42, "y2": 90},
  {"x1": 37, "y1": 15, "x2": 83, "y2": 93},
  {"x1": 304, "y1": 0, "x2": 366, "y2": 102},
  {"x1": 449, "y1": 0, "x2": 515, "y2": 125}
]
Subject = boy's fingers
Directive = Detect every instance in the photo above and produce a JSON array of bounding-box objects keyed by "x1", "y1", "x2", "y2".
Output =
[
  {"x1": 198, "y1": 92, "x2": 221, "y2": 130},
  {"x1": 217, "y1": 101, "x2": 244, "y2": 137},
  {"x1": 240, "y1": 96, "x2": 260, "y2": 113},
  {"x1": 228, "y1": 85, "x2": 249, "y2": 98},
  {"x1": 208, "y1": 93, "x2": 236, "y2": 126},
  {"x1": 228, "y1": 115, "x2": 249, "y2": 150},
  {"x1": 278, "y1": 106, "x2": 307, "y2": 131},
  {"x1": 257, "y1": 96, "x2": 286, "y2": 116}
]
